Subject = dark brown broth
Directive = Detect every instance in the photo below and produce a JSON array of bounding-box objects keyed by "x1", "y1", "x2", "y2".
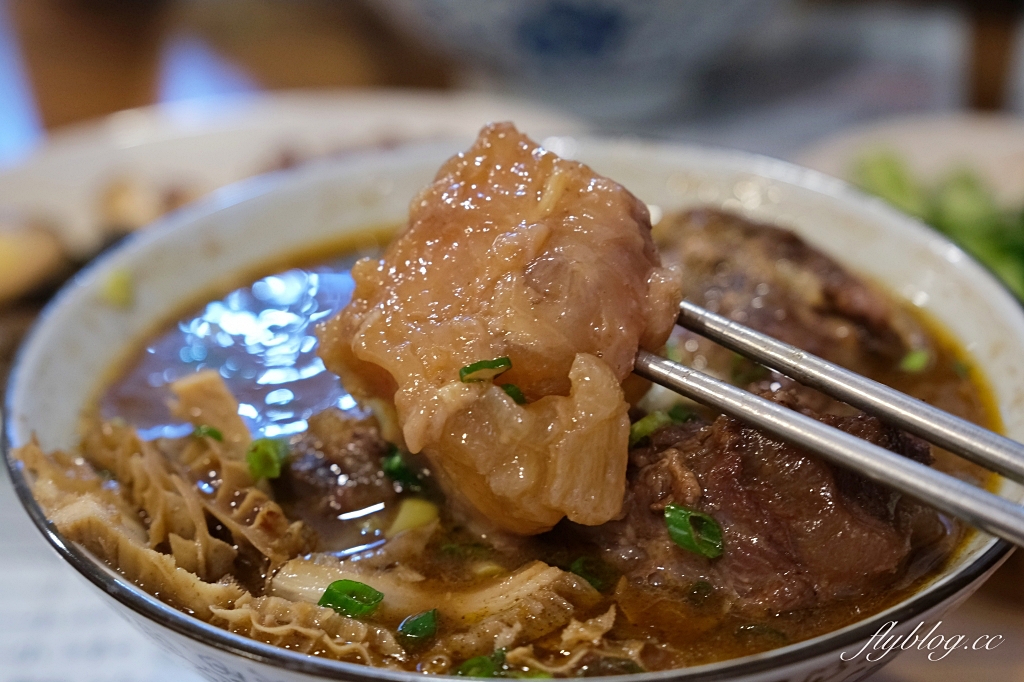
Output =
[{"x1": 100, "y1": 243, "x2": 388, "y2": 441}]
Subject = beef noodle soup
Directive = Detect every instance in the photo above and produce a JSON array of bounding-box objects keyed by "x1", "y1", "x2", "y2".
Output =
[{"x1": 15, "y1": 124, "x2": 996, "y2": 676}]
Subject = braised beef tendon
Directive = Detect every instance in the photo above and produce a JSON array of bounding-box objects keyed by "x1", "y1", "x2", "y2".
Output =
[{"x1": 319, "y1": 123, "x2": 683, "y2": 534}]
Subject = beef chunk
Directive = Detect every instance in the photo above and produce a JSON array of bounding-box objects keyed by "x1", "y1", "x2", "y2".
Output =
[
  {"x1": 284, "y1": 409, "x2": 395, "y2": 516},
  {"x1": 589, "y1": 393, "x2": 946, "y2": 617},
  {"x1": 594, "y1": 209, "x2": 952, "y2": 619},
  {"x1": 656, "y1": 209, "x2": 929, "y2": 384}
]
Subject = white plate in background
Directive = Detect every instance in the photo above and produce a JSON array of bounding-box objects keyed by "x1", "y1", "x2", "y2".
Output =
[
  {"x1": 0, "y1": 89, "x2": 583, "y2": 254},
  {"x1": 797, "y1": 113, "x2": 1024, "y2": 207}
]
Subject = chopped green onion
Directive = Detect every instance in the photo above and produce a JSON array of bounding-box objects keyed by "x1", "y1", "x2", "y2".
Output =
[
  {"x1": 456, "y1": 649, "x2": 506, "y2": 677},
  {"x1": 730, "y1": 353, "x2": 770, "y2": 386},
  {"x1": 629, "y1": 411, "x2": 674, "y2": 447},
  {"x1": 667, "y1": 403, "x2": 693, "y2": 423},
  {"x1": 381, "y1": 444, "x2": 421, "y2": 492},
  {"x1": 500, "y1": 383, "x2": 527, "y2": 404},
  {"x1": 899, "y1": 348, "x2": 930, "y2": 373},
  {"x1": 192, "y1": 425, "x2": 223, "y2": 442},
  {"x1": 456, "y1": 656, "x2": 498, "y2": 678},
  {"x1": 317, "y1": 579, "x2": 384, "y2": 618},
  {"x1": 664, "y1": 340, "x2": 684, "y2": 363},
  {"x1": 665, "y1": 504, "x2": 723, "y2": 559},
  {"x1": 246, "y1": 438, "x2": 289, "y2": 480},
  {"x1": 439, "y1": 541, "x2": 493, "y2": 559},
  {"x1": 460, "y1": 357, "x2": 512, "y2": 383},
  {"x1": 398, "y1": 609, "x2": 438, "y2": 648},
  {"x1": 952, "y1": 359, "x2": 971, "y2": 378},
  {"x1": 569, "y1": 556, "x2": 617, "y2": 593}
]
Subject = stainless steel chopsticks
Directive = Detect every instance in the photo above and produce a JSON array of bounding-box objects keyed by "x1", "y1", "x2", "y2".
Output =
[
  {"x1": 676, "y1": 300, "x2": 1024, "y2": 485},
  {"x1": 633, "y1": 349, "x2": 1024, "y2": 548}
]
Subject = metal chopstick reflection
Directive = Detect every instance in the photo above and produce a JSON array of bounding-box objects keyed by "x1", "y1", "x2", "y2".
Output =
[{"x1": 675, "y1": 300, "x2": 1024, "y2": 485}]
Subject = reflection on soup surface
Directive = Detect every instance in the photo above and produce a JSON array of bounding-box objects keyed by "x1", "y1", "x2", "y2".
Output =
[{"x1": 17, "y1": 124, "x2": 995, "y2": 676}]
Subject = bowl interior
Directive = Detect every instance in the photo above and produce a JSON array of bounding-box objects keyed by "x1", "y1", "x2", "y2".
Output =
[{"x1": 4, "y1": 137, "x2": 1023, "y2": 679}]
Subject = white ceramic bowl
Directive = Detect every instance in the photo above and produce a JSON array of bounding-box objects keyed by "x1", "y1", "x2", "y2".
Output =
[{"x1": 4, "y1": 137, "x2": 1022, "y2": 681}]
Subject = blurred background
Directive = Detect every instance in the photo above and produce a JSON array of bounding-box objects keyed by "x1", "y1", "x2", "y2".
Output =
[
  {"x1": 0, "y1": 0, "x2": 1021, "y2": 162},
  {"x1": 3, "y1": 1, "x2": 1024, "y2": 681}
]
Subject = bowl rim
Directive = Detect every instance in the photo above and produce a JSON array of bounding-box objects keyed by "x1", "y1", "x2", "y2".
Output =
[{"x1": 1, "y1": 136, "x2": 1015, "y2": 681}]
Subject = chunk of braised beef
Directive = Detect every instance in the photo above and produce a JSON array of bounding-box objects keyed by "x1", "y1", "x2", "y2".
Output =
[
  {"x1": 657, "y1": 209, "x2": 931, "y2": 386},
  {"x1": 668, "y1": 209, "x2": 910, "y2": 360},
  {"x1": 819, "y1": 412, "x2": 930, "y2": 520},
  {"x1": 630, "y1": 420, "x2": 704, "y2": 468},
  {"x1": 283, "y1": 409, "x2": 395, "y2": 516},
  {"x1": 590, "y1": 393, "x2": 948, "y2": 618}
]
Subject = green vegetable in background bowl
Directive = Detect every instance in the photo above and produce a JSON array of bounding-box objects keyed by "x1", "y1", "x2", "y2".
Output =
[{"x1": 853, "y1": 150, "x2": 1024, "y2": 298}]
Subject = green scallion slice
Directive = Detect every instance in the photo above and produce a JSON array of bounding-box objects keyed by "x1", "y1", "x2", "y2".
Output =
[
  {"x1": 456, "y1": 656, "x2": 498, "y2": 678},
  {"x1": 665, "y1": 504, "x2": 723, "y2": 559},
  {"x1": 500, "y1": 383, "x2": 527, "y2": 404},
  {"x1": 398, "y1": 609, "x2": 438, "y2": 648},
  {"x1": 439, "y1": 541, "x2": 492, "y2": 559},
  {"x1": 899, "y1": 348, "x2": 930, "y2": 373},
  {"x1": 628, "y1": 411, "x2": 674, "y2": 447},
  {"x1": 317, "y1": 579, "x2": 384, "y2": 618},
  {"x1": 456, "y1": 649, "x2": 506, "y2": 677},
  {"x1": 664, "y1": 340, "x2": 684, "y2": 363},
  {"x1": 667, "y1": 403, "x2": 693, "y2": 423},
  {"x1": 381, "y1": 444, "x2": 422, "y2": 492},
  {"x1": 568, "y1": 556, "x2": 617, "y2": 593},
  {"x1": 192, "y1": 425, "x2": 223, "y2": 442},
  {"x1": 730, "y1": 353, "x2": 770, "y2": 386},
  {"x1": 246, "y1": 438, "x2": 289, "y2": 480},
  {"x1": 460, "y1": 357, "x2": 512, "y2": 383}
]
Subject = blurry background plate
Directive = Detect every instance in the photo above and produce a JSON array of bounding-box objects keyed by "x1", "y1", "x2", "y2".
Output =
[
  {"x1": 0, "y1": 89, "x2": 584, "y2": 255},
  {"x1": 798, "y1": 114, "x2": 1024, "y2": 207},
  {"x1": 798, "y1": 114, "x2": 1024, "y2": 302}
]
